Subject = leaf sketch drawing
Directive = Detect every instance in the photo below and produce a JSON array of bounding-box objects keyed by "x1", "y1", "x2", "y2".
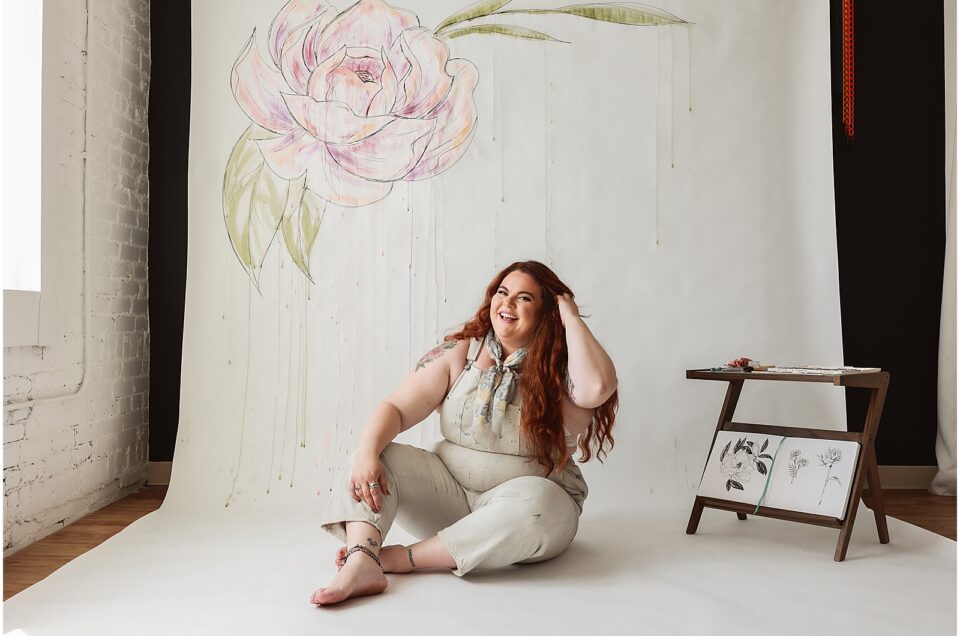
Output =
[
  {"x1": 787, "y1": 448, "x2": 809, "y2": 484},
  {"x1": 719, "y1": 436, "x2": 773, "y2": 492},
  {"x1": 223, "y1": 0, "x2": 687, "y2": 287},
  {"x1": 817, "y1": 447, "x2": 843, "y2": 505}
]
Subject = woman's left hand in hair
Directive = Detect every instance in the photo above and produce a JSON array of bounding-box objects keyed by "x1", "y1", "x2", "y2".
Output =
[{"x1": 556, "y1": 293, "x2": 580, "y2": 327}]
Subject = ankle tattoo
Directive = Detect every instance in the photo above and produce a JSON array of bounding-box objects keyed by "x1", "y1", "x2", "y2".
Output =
[
  {"x1": 366, "y1": 537, "x2": 380, "y2": 547},
  {"x1": 407, "y1": 548, "x2": 416, "y2": 569}
]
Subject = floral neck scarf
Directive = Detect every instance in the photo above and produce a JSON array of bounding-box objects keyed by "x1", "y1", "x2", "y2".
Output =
[{"x1": 472, "y1": 331, "x2": 528, "y2": 435}]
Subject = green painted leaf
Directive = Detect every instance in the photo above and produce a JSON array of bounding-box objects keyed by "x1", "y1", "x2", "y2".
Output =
[
  {"x1": 501, "y1": 4, "x2": 686, "y2": 26},
  {"x1": 281, "y1": 178, "x2": 326, "y2": 282},
  {"x1": 222, "y1": 124, "x2": 287, "y2": 286},
  {"x1": 436, "y1": 0, "x2": 513, "y2": 34},
  {"x1": 442, "y1": 23, "x2": 567, "y2": 43}
]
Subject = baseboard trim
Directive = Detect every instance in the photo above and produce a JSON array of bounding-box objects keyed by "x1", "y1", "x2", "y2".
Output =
[
  {"x1": 879, "y1": 465, "x2": 938, "y2": 489},
  {"x1": 146, "y1": 461, "x2": 173, "y2": 486}
]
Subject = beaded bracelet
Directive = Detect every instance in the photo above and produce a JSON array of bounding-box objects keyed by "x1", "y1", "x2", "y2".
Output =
[{"x1": 345, "y1": 544, "x2": 382, "y2": 569}]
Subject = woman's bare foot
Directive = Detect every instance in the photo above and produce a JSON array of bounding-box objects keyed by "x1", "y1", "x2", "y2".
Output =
[
  {"x1": 335, "y1": 544, "x2": 412, "y2": 574},
  {"x1": 311, "y1": 549, "x2": 388, "y2": 606}
]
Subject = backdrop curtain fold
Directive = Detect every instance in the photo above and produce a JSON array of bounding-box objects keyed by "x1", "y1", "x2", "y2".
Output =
[{"x1": 931, "y1": 0, "x2": 956, "y2": 496}]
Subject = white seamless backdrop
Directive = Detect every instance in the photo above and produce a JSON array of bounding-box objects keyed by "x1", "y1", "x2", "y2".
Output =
[{"x1": 167, "y1": 0, "x2": 846, "y2": 516}]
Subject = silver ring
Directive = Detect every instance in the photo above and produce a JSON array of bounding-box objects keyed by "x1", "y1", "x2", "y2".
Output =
[{"x1": 368, "y1": 483, "x2": 380, "y2": 490}]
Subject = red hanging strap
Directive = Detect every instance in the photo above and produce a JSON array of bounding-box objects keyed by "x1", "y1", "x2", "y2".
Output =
[{"x1": 842, "y1": 0, "x2": 855, "y2": 141}]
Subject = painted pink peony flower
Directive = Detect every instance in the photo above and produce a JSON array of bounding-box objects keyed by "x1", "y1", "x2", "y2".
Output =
[{"x1": 231, "y1": 0, "x2": 480, "y2": 207}]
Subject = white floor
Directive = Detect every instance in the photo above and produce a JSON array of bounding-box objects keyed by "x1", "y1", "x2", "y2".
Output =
[{"x1": 3, "y1": 503, "x2": 955, "y2": 635}]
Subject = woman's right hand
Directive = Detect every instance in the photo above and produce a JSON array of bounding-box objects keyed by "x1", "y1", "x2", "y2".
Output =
[{"x1": 349, "y1": 453, "x2": 390, "y2": 513}]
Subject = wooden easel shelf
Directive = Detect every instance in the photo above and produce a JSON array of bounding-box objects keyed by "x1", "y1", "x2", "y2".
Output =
[{"x1": 685, "y1": 368, "x2": 891, "y2": 561}]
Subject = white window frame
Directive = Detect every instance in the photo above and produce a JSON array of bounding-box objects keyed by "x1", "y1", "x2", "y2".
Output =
[{"x1": 4, "y1": 1, "x2": 71, "y2": 348}]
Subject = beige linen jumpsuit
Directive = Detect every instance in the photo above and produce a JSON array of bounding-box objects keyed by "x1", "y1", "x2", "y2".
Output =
[{"x1": 320, "y1": 337, "x2": 589, "y2": 576}]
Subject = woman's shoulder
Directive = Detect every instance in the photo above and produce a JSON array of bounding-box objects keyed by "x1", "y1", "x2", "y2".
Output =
[
  {"x1": 416, "y1": 337, "x2": 468, "y2": 370},
  {"x1": 443, "y1": 336, "x2": 474, "y2": 377},
  {"x1": 443, "y1": 336, "x2": 473, "y2": 355}
]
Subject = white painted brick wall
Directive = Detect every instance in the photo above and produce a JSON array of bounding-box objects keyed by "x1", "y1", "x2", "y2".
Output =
[{"x1": 3, "y1": 0, "x2": 151, "y2": 556}]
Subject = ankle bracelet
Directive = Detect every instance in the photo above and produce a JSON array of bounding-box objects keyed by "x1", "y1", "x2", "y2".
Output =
[{"x1": 345, "y1": 544, "x2": 382, "y2": 570}]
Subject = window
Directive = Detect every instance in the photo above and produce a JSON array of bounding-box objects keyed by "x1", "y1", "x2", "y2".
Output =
[
  {"x1": 2, "y1": 0, "x2": 43, "y2": 292},
  {"x1": 3, "y1": 0, "x2": 50, "y2": 348}
]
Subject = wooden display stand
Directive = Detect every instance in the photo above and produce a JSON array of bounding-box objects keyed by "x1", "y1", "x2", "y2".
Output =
[{"x1": 684, "y1": 368, "x2": 890, "y2": 561}]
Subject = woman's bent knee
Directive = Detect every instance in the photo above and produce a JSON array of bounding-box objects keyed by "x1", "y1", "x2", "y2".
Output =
[{"x1": 491, "y1": 476, "x2": 580, "y2": 559}]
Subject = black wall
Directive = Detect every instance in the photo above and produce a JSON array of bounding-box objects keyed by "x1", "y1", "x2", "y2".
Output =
[
  {"x1": 830, "y1": 1, "x2": 946, "y2": 465},
  {"x1": 146, "y1": 2, "x2": 948, "y2": 465},
  {"x1": 147, "y1": 0, "x2": 190, "y2": 462}
]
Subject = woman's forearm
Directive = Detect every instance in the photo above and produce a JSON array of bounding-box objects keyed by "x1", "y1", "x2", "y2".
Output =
[
  {"x1": 357, "y1": 402, "x2": 403, "y2": 458},
  {"x1": 564, "y1": 317, "x2": 617, "y2": 407}
]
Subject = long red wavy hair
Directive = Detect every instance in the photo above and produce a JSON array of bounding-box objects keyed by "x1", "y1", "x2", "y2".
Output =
[{"x1": 447, "y1": 261, "x2": 618, "y2": 475}]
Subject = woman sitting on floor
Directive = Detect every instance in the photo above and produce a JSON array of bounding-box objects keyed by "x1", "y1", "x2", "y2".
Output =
[{"x1": 312, "y1": 260, "x2": 619, "y2": 605}]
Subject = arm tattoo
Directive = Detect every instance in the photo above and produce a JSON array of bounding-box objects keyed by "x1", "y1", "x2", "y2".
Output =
[
  {"x1": 367, "y1": 537, "x2": 380, "y2": 547},
  {"x1": 408, "y1": 548, "x2": 416, "y2": 568},
  {"x1": 415, "y1": 340, "x2": 457, "y2": 372}
]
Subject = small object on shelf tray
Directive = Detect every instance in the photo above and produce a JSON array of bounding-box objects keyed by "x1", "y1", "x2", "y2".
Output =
[
  {"x1": 762, "y1": 366, "x2": 880, "y2": 375},
  {"x1": 706, "y1": 364, "x2": 878, "y2": 375}
]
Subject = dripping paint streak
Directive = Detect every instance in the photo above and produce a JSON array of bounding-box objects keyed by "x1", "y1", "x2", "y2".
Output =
[
  {"x1": 226, "y1": 279, "x2": 253, "y2": 507},
  {"x1": 302, "y1": 273, "x2": 308, "y2": 450},
  {"x1": 670, "y1": 26, "x2": 675, "y2": 169},
  {"x1": 279, "y1": 275, "x2": 295, "y2": 481},
  {"x1": 347, "y1": 239, "x2": 359, "y2": 440},
  {"x1": 284, "y1": 283, "x2": 301, "y2": 488},
  {"x1": 291, "y1": 276, "x2": 304, "y2": 487},
  {"x1": 687, "y1": 26, "x2": 693, "y2": 112},
  {"x1": 493, "y1": 41, "x2": 502, "y2": 270},
  {"x1": 493, "y1": 36, "x2": 503, "y2": 203},
  {"x1": 544, "y1": 44, "x2": 552, "y2": 265},
  {"x1": 432, "y1": 183, "x2": 440, "y2": 344},
  {"x1": 655, "y1": 27, "x2": 661, "y2": 247},
  {"x1": 334, "y1": 209, "x2": 343, "y2": 455},
  {"x1": 408, "y1": 183, "x2": 414, "y2": 369},
  {"x1": 225, "y1": 261, "x2": 232, "y2": 366},
  {"x1": 267, "y1": 263, "x2": 282, "y2": 494},
  {"x1": 439, "y1": 183, "x2": 446, "y2": 304}
]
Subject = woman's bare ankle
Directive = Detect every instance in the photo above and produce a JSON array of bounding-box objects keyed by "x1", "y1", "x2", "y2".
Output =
[{"x1": 378, "y1": 545, "x2": 414, "y2": 573}]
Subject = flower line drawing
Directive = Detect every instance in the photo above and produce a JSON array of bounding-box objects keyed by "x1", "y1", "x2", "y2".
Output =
[
  {"x1": 719, "y1": 436, "x2": 774, "y2": 492},
  {"x1": 817, "y1": 446, "x2": 843, "y2": 506},
  {"x1": 223, "y1": 0, "x2": 686, "y2": 287},
  {"x1": 787, "y1": 448, "x2": 808, "y2": 484}
]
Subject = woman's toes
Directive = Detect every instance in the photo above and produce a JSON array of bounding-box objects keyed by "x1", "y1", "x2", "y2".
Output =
[{"x1": 312, "y1": 587, "x2": 345, "y2": 606}]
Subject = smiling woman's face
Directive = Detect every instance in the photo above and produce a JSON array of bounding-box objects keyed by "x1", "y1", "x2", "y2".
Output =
[{"x1": 489, "y1": 270, "x2": 543, "y2": 349}]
